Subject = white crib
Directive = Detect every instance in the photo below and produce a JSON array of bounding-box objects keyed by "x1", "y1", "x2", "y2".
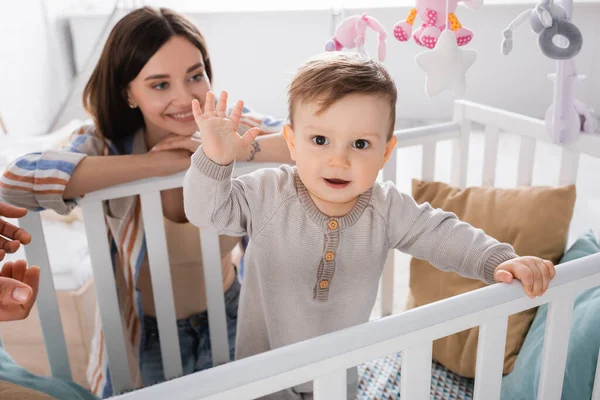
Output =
[{"x1": 16, "y1": 100, "x2": 600, "y2": 400}]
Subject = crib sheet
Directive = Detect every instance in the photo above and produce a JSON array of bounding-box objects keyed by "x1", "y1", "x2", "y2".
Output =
[{"x1": 358, "y1": 352, "x2": 474, "y2": 400}]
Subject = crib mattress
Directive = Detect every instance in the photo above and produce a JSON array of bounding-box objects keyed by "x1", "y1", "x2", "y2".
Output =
[{"x1": 358, "y1": 352, "x2": 474, "y2": 400}]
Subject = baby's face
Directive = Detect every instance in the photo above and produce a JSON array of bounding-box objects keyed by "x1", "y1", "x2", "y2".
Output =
[{"x1": 285, "y1": 93, "x2": 396, "y2": 216}]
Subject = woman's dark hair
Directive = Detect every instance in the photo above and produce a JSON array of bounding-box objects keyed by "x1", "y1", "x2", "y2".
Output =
[{"x1": 83, "y1": 7, "x2": 212, "y2": 153}]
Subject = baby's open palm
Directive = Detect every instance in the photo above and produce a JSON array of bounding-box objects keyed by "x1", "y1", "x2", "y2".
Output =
[{"x1": 193, "y1": 91, "x2": 260, "y2": 165}]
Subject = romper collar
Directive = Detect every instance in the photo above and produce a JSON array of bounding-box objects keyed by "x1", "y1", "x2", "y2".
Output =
[{"x1": 294, "y1": 169, "x2": 371, "y2": 231}]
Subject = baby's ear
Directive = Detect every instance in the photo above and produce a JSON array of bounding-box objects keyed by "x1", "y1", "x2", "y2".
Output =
[
  {"x1": 282, "y1": 124, "x2": 296, "y2": 161},
  {"x1": 382, "y1": 135, "x2": 397, "y2": 167}
]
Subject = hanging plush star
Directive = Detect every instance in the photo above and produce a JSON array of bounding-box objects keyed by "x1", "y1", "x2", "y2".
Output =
[{"x1": 414, "y1": 29, "x2": 477, "y2": 97}]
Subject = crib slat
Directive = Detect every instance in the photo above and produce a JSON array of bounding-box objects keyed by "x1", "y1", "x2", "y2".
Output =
[
  {"x1": 593, "y1": 348, "x2": 600, "y2": 400},
  {"x1": 473, "y1": 317, "x2": 509, "y2": 400},
  {"x1": 537, "y1": 295, "x2": 575, "y2": 400},
  {"x1": 380, "y1": 148, "x2": 397, "y2": 317},
  {"x1": 314, "y1": 370, "x2": 347, "y2": 399},
  {"x1": 421, "y1": 141, "x2": 436, "y2": 182},
  {"x1": 199, "y1": 229, "x2": 230, "y2": 365},
  {"x1": 451, "y1": 103, "x2": 470, "y2": 189},
  {"x1": 482, "y1": 126, "x2": 500, "y2": 186},
  {"x1": 517, "y1": 136, "x2": 536, "y2": 186},
  {"x1": 19, "y1": 213, "x2": 72, "y2": 381},
  {"x1": 81, "y1": 200, "x2": 132, "y2": 393},
  {"x1": 401, "y1": 342, "x2": 432, "y2": 399},
  {"x1": 380, "y1": 250, "x2": 395, "y2": 317},
  {"x1": 559, "y1": 148, "x2": 580, "y2": 186},
  {"x1": 140, "y1": 192, "x2": 183, "y2": 380}
]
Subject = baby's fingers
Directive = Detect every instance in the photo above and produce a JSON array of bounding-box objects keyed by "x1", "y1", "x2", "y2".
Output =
[
  {"x1": 515, "y1": 263, "x2": 535, "y2": 299},
  {"x1": 216, "y1": 92, "x2": 228, "y2": 118},
  {"x1": 192, "y1": 99, "x2": 203, "y2": 128},
  {"x1": 204, "y1": 91, "x2": 215, "y2": 116},
  {"x1": 494, "y1": 269, "x2": 513, "y2": 284},
  {"x1": 544, "y1": 260, "x2": 556, "y2": 279},
  {"x1": 536, "y1": 259, "x2": 550, "y2": 296},
  {"x1": 228, "y1": 100, "x2": 244, "y2": 127},
  {"x1": 240, "y1": 128, "x2": 261, "y2": 149}
]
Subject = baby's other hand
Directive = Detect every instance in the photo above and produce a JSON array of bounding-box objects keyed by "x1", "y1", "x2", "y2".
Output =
[{"x1": 494, "y1": 256, "x2": 555, "y2": 299}]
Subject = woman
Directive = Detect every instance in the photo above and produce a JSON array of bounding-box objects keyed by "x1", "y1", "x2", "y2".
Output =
[{"x1": 0, "y1": 6, "x2": 291, "y2": 397}]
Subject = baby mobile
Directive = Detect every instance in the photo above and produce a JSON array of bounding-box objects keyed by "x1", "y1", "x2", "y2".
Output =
[
  {"x1": 325, "y1": 0, "x2": 483, "y2": 97},
  {"x1": 324, "y1": 0, "x2": 597, "y2": 146},
  {"x1": 502, "y1": 0, "x2": 597, "y2": 145}
]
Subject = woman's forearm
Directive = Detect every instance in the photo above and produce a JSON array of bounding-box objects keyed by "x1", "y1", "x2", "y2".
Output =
[
  {"x1": 236, "y1": 132, "x2": 294, "y2": 164},
  {"x1": 63, "y1": 151, "x2": 187, "y2": 199}
]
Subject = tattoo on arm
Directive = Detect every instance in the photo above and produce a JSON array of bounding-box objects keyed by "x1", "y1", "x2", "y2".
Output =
[{"x1": 246, "y1": 141, "x2": 261, "y2": 162}]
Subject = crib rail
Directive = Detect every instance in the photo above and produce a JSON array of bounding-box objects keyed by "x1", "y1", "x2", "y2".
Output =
[
  {"x1": 78, "y1": 161, "x2": 284, "y2": 393},
  {"x1": 110, "y1": 253, "x2": 600, "y2": 400},
  {"x1": 15, "y1": 100, "x2": 600, "y2": 398}
]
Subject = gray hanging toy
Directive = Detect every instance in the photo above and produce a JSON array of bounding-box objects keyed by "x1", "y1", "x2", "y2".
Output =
[
  {"x1": 501, "y1": 0, "x2": 597, "y2": 145},
  {"x1": 501, "y1": 0, "x2": 582, "y2": 60}
]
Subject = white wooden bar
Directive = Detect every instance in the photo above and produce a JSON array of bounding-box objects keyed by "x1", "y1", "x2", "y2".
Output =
[
  {"x1": 482, "y1": 125, "x2": 500, "y2": 187},
  {"x1": 313, "y1": 370, "x2": 347, "y2": 400},
  {"x1": 451, "y1": 103, "x2": 470, "y2": 189},
  {"x1": 458, "y1": 100, "x2": 600, "y2": 159},
  {"x1": 421, "y1": 141, "x2": 436, "y2": 181},
  {"x1": 537, "y1": 296, "x2": 576, "y2": 400},
  {"x1": 559, "y1": 148, "x2": 580, "y2": 186},
  {"x1": 81, "y1": 162, "x2": 285, "y2": 203},
  {"x1": 380, "y1": 147, "x2": 398, "y2": 317},
  {"x1": 140, "y1": 192, "x2": 182, "y2": 380},
  {"x1": 473, "y1": 317, "x2": 509, "y2": 400},
  {"x1": 199, "y1": 229, "x2": 230, "y2": 365},
  {"x1": 19, "y1": 212, "x2": 72, "y2": 381},
  {"x1": 517, "y1": 136, "x2": 536, "y2": 186},
  {"x1": 395, "y1": 130, "x2": 460, "y2": 149},
  {"x1": 401, "y1": 342, "x2": 432, "y2": 400},
  {"x1": 81, "y1": 200, "x2": 132, "y2": 393},
  {"x1": 394, "y1": 121, "x2": 459, "y2": 141},
  {"x1": 112, "y1": 254, "x2": 600, "y2": 400},
  {"x1": 592, "y1": 348, "x2": 600, "y2": 400}
]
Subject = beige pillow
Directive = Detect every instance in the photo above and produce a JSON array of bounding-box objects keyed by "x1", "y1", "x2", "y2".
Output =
[{"x1": 408, "y1": 179, "x2": 576, "y2": 378}]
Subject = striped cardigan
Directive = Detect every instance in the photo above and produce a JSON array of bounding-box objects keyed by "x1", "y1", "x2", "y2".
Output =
[{"x1": 0, "y1": 106, "x2": 285, "y2": 398}]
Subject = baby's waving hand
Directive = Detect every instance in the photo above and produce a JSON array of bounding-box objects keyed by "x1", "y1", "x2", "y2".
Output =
[{"x1": 193, "y1": 91, "x2": 261, "y2": 166}]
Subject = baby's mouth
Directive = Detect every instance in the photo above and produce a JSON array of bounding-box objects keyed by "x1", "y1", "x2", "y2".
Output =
[{"x1": 324, "y1": 178, "x2": 351, "y2": 188}]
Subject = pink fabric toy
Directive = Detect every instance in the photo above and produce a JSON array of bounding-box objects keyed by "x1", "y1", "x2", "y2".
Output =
[
  {"x1": 325, "y1": 13, "x2": 387, "y2": 61},
  {"x1": 393, "y1": 0, "x2": 483, "y2": 49}
]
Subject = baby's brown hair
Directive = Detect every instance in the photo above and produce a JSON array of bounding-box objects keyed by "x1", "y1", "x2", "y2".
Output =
[{"x1": 288, "y1": 52, "x2": 397, "y2": 140}]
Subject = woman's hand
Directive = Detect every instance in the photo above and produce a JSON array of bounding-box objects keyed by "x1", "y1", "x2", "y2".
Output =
[
  {"x1": 144, "y1": 148, "x2": 193, "y2": 177},
  {"x1": 0, "y1": 260, "x2": 39, "y2": 321},
  {"x1": 150, "y1": 132, "x2": 202, "y2": 154},
  {"x1": 0, "y1": 203, "x2": 31, "y2": 262}
]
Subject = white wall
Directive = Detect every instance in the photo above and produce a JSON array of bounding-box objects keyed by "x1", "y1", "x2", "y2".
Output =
[
  {"x1": 3, "y1": 2, "x2": 600, "y2": 134},
  {"x1": 0, "y1": 0, "x2": 79, "y2": 135}
]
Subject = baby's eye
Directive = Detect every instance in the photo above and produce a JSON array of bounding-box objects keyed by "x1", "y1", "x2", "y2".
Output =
[
  {"x1": 352, "y1": 139, "x2": 370, "y2": 149},
  {"x1": 312, "y1": 136, "x2": 329, "y2": 146}
]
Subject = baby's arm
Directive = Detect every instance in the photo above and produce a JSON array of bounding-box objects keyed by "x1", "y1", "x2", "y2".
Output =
[
  {"x1": 184, "y1": 91, "x2": 290, "y2": 237},
  {"x1": 385, "y1": 185, "x2": 517, "y2": 284},
  {"x1": 183, "y1": 148, "x2": 252, "y2": 236},
  {"x1": 386, "y1": 185, "x2": 555, "y2": 297}
]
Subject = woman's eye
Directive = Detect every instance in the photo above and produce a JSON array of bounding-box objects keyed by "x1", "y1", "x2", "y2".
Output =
[
  {"x1": 190, "y1": 74, "x2": 204, "y2": 82},
  {"x1": 312, "y1": 136, "x2": 329, "y2": 146},
  {"x1": 153, "y1": 82, "x2": 168, "y2": 90},
  {"x1": 352, "y1": 139, "x2": 370, "y2": 149}
]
